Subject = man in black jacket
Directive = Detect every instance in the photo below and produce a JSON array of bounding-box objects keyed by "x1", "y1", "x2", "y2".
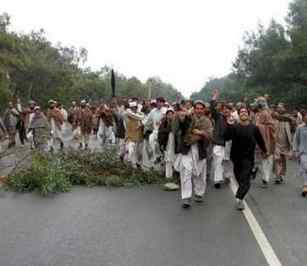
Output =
[
  {"x1": 210, "y1": 89, "x2": 232, "y2": 188},
  {"x1": 174, "y1": 101, "x2": 213, "y2": 208},
  {"x1": 225, "y1": 107, "x2": 268, "y2": 211}
]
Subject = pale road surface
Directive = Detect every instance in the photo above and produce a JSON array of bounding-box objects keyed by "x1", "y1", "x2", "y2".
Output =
[{"x1": 0, "y1": 136, "x2": 306, "y2": 266}]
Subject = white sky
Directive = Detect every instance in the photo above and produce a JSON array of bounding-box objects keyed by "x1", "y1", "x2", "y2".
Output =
[{"x1": 2, "y1": 0, "x2": 291, "y2": 97}]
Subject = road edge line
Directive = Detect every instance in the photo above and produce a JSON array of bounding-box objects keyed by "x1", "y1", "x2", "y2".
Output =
[{"x1": 230, "y1": 177, "x2": 282, "y2": 266}]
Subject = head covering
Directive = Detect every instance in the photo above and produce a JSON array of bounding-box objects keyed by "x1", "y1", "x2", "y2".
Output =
[
  {"x1": 48, "y1": 99, "x2": 56, "y2": 105},
  {"x1": 80, "y1": 99, "x2": 87, "y2": 105},
  {"x1": 129, "y1": 101, "x2": 137, "y2": 108},
  {"x1": 193, "y1": 100, "x2": 206, "y2": 108},
  {"x1": 34, "y1": 106, "x2": 40, "y2": 111},
  {"x1": 150, "y1": 99, "x2": 157, "y2": 104},
  {"x1": 166, "y1": 108, "x2": 174, "y2": 114},
  {"x1": 204, "y1": 102, "x2": 210, "y2": 108},
  {"x1": 156, "y1": 97, "x2": 166, "y2": 103}
]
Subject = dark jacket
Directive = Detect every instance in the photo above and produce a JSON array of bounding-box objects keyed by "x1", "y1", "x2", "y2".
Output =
[
  {"x1": 210, "y1": 100, "x2": 228, "y2": 146},
  {"x1": 173, "y1": 116, "x2": 210, "y2": 160},
  {"x1": 225, "y1": 123, "x2": 267, "y2": 162},
  {"x1": 113, "y1": 112, "x2": 125, "y2": 139},
  {"x1": 158, "y1": 117, "x2": 172, "y2": 151}
]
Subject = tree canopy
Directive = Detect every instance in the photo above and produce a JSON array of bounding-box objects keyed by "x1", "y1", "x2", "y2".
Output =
[
  {"x1": 0, "y1": 13, "x2": 183, "y2": 111},
  {"x1": 191, "y1": 0, "x2": 307, "y2": 106}
]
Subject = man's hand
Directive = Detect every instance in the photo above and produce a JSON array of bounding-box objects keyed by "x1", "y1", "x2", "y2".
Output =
[
  {"x1": 192, "y1": 129, "x2": 208, "y2": 138},
  {"x1": 262, "y1": 152, "x2": 270, "y2": 159}
]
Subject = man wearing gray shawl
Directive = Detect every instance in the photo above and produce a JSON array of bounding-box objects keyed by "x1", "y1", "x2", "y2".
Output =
[{"x1": 28, "y1": 106, "x2": 50, "y2": 151}]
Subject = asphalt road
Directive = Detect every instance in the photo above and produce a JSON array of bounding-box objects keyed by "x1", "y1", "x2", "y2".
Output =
[{"x1": 0, "y1": 137, "x2": 306, "y2": 266}]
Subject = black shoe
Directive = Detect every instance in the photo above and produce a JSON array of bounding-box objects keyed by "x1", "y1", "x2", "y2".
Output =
[
  {"x1": 214, "y1": 183, "x2": 221, "y2": 189},
  {"x1": 261, "y1": 180, "x2": 268, "y2": 188},
  {"x1": 275, "y1": 177, "x2": 282, "y2": 184},
  {"x1": 224, "y1": 177, "x2": 231, "y2": 185},
  {"x1": 250, "y1": 167, "x2": 258, "y2": 180},
  {"x1": 182, "y1": 199, "x2": 191, "y2": 209},
  {"x1": 236, "y1": 200, "x2": 245, "y2": 211},
  {"x1": 194, "y1": 195, "x2": 204, "y2": 203}
]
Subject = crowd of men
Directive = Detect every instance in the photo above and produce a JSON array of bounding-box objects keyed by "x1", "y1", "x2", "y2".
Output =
[{"x1": 0, "y1": 90, "x2": 307, "y2": 210}]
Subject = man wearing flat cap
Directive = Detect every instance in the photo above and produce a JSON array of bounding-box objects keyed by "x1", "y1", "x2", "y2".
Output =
[
  {"x1": 76, "y1": 100, "x2": 93, "y2": 150},
  {"x1": 174, "y1": 99, "x2": 213, "y2": 208},
  {"x1": 124, "y1": 101, "x2": 145, "y2": 168},
  {"x1": 47, "y1": 99, "x2": 64, "y2": 151},
  {"x1": 143, "y1": 97, "x2": 166, "y2": 169}
]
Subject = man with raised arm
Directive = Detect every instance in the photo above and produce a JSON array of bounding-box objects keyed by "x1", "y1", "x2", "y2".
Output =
[{"x1": 225, "y1": 107, "x2": 268, "y2": 211}]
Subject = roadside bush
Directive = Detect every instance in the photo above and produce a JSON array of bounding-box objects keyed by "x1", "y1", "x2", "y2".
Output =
[{"x1": 6, "y1": 148, "x2": 165, "y2": 196}]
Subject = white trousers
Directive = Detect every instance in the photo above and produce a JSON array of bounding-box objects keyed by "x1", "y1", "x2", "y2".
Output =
[
  {"x1": 260, "y1": 155, "x2": 273, "y2": 182},
  {"x1": 118, "y1": 138, "x2": 126, "y2": 158},
  {"x1": 299, "y1": 154, "x2": 307, "y2": 186},
  {"x1": 81, "y1": 134, "x2": 90, "y2": 147},
  {"x1": 179, "y1": 145, "x2": 207, "y2": 200},
  {"x1": 165, "y1": 161, "x2": 173, "y2": 179},
  {"x1": 126, "y1": 141, "x2": 142, "y2": 168},
  {"x1": 213, "y1": 145, "x2": 225, "y2": 183}
]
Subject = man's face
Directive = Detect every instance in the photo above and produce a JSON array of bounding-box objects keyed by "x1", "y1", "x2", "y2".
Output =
[
  {"x1": 239, "y1": 108, "x2": 249, "y2": 121},
  {"x1": 194, "y1": 104, "x2": 205, "y2": 117},
  {"x1": 166, "y1": 111, "x2": 174, "y2": 120},
  {"x1": 156, "y1": 101, "x2": 163, "y2": 109},
  {"x1": 185, "y1": 101, "x2": 192, "y2": 110},
  {"x1": 222, "y1": 107, "x2": 231, "y2": 118},
  {"x1": 8, "y1": 102, "x2": 13, "y2": 108},
  {"x1": 131, "y1": 107, "x2": 137, "y2": 113},
  {"x1": 277, "y1": 106, "x2": 285, "y2": 114},
  {"x1": 303, "y1": 114, "x2": 307, "y2": 124},
  {"x1": 72, "y1": 101, "x2": 76, "y2": 107}
]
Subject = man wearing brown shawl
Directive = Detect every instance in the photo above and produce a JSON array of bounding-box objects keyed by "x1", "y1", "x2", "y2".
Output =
[
  {"x1": 174, "y1": 100, "x2": 213, "y2": 208},
  {"x1": 97, "y1": 104, "x2": 115, "y2": 145},
  {"x1": 272, "y1": 103, "x2": 293, "y2": 184},
  {"x1": 47, "y1": 100, "x2": 64, "y2": 151},
  {"x1": 29, "y1": 106, "x2": 50, "y2": 151},
  {"x1": 77, "y1": 100, "x2": 93, "y2": 150},
  {"x1": 255, "y1": 97, "x2": 276, "y2": 187}
]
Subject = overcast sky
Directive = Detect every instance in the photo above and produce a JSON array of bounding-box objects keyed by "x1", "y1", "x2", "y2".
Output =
[{"x1": 2, "y1": 0, "x2": 291, "y2": 97}]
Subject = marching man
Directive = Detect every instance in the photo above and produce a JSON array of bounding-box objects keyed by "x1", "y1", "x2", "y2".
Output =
[
  {"x1": 175, "y1": 100, "x2": 213, "y2": 208},
  {"x1": 47, "y1": 100, "x2": 64, "y2": 152},
  {"x1": 77, "y1": 100, "x2": 93, "y2": 150},
  {"x1": 124, "y1": 101, "x2": 144, "y2": 168}
]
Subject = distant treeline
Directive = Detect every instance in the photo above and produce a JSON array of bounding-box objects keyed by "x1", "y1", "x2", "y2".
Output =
[{"x1": 0, "y1": 12, "x2": 183, "y2": 111}]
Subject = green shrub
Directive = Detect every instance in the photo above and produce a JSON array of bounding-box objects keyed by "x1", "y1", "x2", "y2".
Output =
[{"x1": 7, "y1": 148, "x2": 165, "y2": 196}]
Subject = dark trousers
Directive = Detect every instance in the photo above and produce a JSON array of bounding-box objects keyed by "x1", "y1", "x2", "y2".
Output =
[
  {"x1": 233, "y1": 159, "x2": 253, "y2": 200},
  {"x1": 16, "y1": 120, "x2": 27, "y2": 145}
]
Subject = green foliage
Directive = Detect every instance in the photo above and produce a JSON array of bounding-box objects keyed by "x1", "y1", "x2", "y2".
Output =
[
  {"x1": 8, "y1": 152, "x2": 72, "y2": 195},
  {"x1": 0, "y1": 13, "x2": 183, "y2": 112},
  {"x1": 7, "y1": 149, "x2": 165, "y2": 196},
  {"x1": 192, "y1": 0, "x2": 307, "y2": 106}
]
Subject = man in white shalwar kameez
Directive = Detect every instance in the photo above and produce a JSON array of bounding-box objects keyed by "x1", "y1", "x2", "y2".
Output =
[
  {"x1": 174, "y1": 100, "x2": 213, "y2": 208},
  {"x1": 124, "y1": 102, "x2": 144, "y2": 168},
  {"x1": 144, "y1": 97, "x2": 166, "y2": 170},
  {"x1": 158, "y1": 108, "x2": 176, "y2": 179}
]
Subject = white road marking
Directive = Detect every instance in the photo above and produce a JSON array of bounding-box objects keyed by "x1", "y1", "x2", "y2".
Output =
[{"x1": 230, "y1": 177, "x2": 282, "y2": 266}]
